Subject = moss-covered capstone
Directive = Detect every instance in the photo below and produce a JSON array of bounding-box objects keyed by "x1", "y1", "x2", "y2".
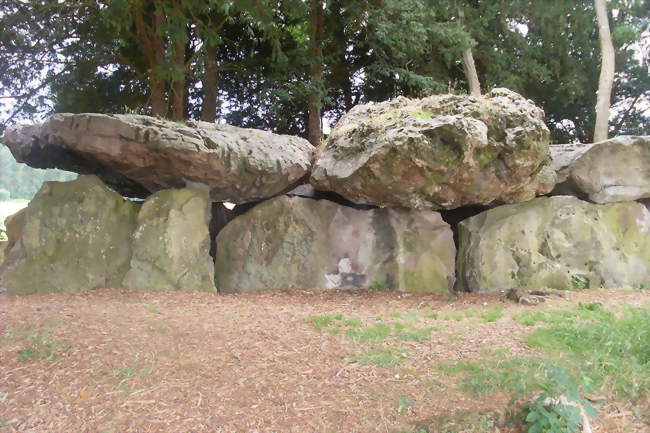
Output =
[
  {"x1": 311, "y1": 88, "x2": 556, "y2": 210},
  {"x1": 123, "y1": 187, "x2": 216, "y2": 292},
  {"x1": 0, "y1": 175, "x2": 138, "y2": 295},
  {"x1": 457, "y1": 196, "x2": 650, "y2": 292},
  {"x1": 215, "y1": 196, "x2": 455, "y2": 293}
]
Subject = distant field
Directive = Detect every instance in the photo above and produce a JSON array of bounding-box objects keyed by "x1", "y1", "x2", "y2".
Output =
[{"x1": 0, "y1": 199, "x2": 28, "y2": 229}]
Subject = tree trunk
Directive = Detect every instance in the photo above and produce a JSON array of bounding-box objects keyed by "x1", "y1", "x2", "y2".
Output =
[
  {"x1": 459, "y1": 9, "x2": 481, "y2": 97},
  {"x1": 201, "y1": 43, "x2": 219, "y2": 123},
  {"x1": 308, "y1": 0, "x2": 325, "y2": 146},
  {"x1": 150, "y1": 73, "x2": 166, "y2": 117},
  {"x1": 171, "y1": 36, "x2": 187, "y2": 121},
  {"x1": 594, "y1": 0, "x2": 615, "y2": 142},
  {"x1": 149, "y1": 9, "x2": 167, "y2": 117}
]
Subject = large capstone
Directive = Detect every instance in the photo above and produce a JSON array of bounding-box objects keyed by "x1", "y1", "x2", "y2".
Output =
[
  {"x1": 556, "y1": 136, "x2": 650, "y2": 203},
  {"x1": 123, "y1": 187, "x2": 216, "y2": 292},
  {"x1": 214, "y1": 196, "x2": 455, "y2": 293},
  {"x1": 3, "y1": 113, "x2": 314, "y2": 202},
  {"x1": 0, "y1": 175, "x2": 138, "y2": 295},
  {"x1": 311, "y1": 88, "x2": 556, "y2": 209},
  {"x1": 457, "y1": 196, "x2": 650, "y2": 292}
]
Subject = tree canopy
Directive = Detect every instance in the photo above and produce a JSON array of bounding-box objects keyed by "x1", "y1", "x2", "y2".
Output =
[{"x1": 0, "y1": 0, "x2": 648, "y2": 144}]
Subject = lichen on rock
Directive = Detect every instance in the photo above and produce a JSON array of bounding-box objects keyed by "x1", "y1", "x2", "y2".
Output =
[
  {"x1": 457, "y1": 196, "x2": 650, "y2": 292},
  {"x1": 0, "y1": 175, "x2": 138, "y2": 295},
  {"x1": 311, "y1": 88, "x2": 556, "y2": 210},
  {"x1": 214, "y1": 196, "x2": 456, "y2": 293}
]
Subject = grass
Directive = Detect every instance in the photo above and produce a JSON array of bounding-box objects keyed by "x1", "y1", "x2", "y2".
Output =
[
  {"x1": 304, "y1": 312, "x2": 439, "y2": 345},
  {"x1": 441, "y1": 303, "x2": 650, "y2": 406},
  {"x1": 440, "y1": 306, "x2": 504, "y2": 323},
  {"x1": 114, "y1": 364, "x2": 155, "y2": 394},
  {"x1": 1, "y1": 321, "x2": 69, "y2": 362},
  {"x1": 348, "y1": 347, "x2": 411, "y2": 367},
  {"x1": 304, "y1": 312, "x2": 439, "y2": 367}
]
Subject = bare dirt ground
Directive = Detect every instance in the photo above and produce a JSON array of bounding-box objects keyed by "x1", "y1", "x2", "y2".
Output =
[{"x1": 0, "y1": 288, "x2": 648, "y2": 433}]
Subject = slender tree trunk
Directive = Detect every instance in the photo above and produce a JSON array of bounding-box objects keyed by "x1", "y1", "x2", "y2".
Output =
[
  {"x1": 171, "y1": 36, "x2": 187, "y2": 121},
  {"x1": 201, "y1": 43, "x2": 219, "y2": 122},
  {"x1": 149, "y1": 9, "x2": 167, "y2": 117},
  {"x1": 594, "y1": 0, "x2": 615, "y2": 142},
  {"x1": 308, "y1": 0, "x2": 325, "y2": 146},
  {"x1": 459, "y1": 9, "x2": 481, "y2": 97},
  {"x1": 150, "y1": 73, "x2": 166, "y2": 117}
]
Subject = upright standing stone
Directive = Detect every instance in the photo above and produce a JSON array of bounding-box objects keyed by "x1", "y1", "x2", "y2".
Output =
[
  {"x1": 215, "y1": 196, "x2": 455, "y2": 293},
  {"x1": 124, "y1": 188, "x2": 216, "y2": 292},
  {"x1": 457, "y1": 196, "x2": 650, "y2": 292},
  {"x1": 0, "y1": 176, "x2": 138, "y2": 295}
]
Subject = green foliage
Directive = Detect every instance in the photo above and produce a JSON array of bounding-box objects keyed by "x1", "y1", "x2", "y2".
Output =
[
  {"x1": 523, "y1": 366, "x2": 596, "y2": 433},
  {"x1": 0, "y1": 0, "x2": 647, "y2": 143},
  {"x1": 526, "y1": 305, "x2": 650, "y2": 399},
  {"x1": 570, "y1": 275, "x2": 590, "y2": 290},
  {"x1": 370, "y1": 281, "x2": 391, "y2": 291},
  {"x1": 440, "y1": 307, "x2": 503, "y2": 323},
  {"x1": 443, "y1": 303, "x2": 650, "y2": 428}
]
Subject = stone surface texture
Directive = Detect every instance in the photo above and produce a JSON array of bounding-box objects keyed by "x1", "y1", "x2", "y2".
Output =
[
  {"x1": 0, "y1": 176, "x2": 138, "y2": 295},
  {"x1": 457, "y1": 196, "x2": 650, "y2": 292},
  {"x1": 567, "y1": 136, "x2": 650, "y2": 203},
  {"x1": 215, "y1": 196, "x2": 455, "y2": 293},
  {"x1": 124, "y1": 187, "x2": 216, "y2": 292},
  {"x1": 3, "y1": 113, "x2": 314, "y2": 202},
  {"x1": 311, "y1": 88, "x2": 555, "y2": 209}
]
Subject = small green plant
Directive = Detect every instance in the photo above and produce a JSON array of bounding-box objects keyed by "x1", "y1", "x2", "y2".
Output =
[
  {"x1": 370, "y1": 281, "x2": 391, "y2": 291},
  {"x1": 114, "y1": 364, "x2": 154, "y2": 394},
  {"x1": 570, "y1": 275, "x2": 590, "y2": 290},
  {"x1": 349, "y1": 347, "x2": 410, "y2": 367},
  {"x1": 634, "y1": 283, "x2": 647, "y2": 291},
  {"x1": 302, "y1": 313, "x2": 345, "y2": 330},
  {"x1": 398, "y1": 396, "x2": 415, "y2": 415},
  {"x1": 522, "y1": 365, "x2": 596, "y2": 433},
  {"x1": 479, "y1": 307, "x2": 504, "y2": 323},
  {"x1": 0, "y1": 226, "x2": 6, "y2": 241}
]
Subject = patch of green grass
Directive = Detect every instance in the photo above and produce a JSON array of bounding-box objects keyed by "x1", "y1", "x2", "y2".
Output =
[
  {"x1": 442, "y1": 303, "x2": 650, "y2": 412},
  {"x1": 397, "y1": 327, "x2": 437, "y2": 342},
  {"x1": 2, "y1": 321, "x2": 68, "y2": 362},
  {"x1": 440, "y1": 356, "x2": 546, "y2": 396},
  {"x1": 440, "y1": 307, "x2": 504, "y2": 323},
  {"x1": 479, "y1": 307, "x2": 504, "y2": 323},
  {"x1": 442, "y1": 308, "x2": 480, "y2": 321},
  {"x1": 304, "y1": 312, "x2": 438, "y2": 345},
  {"x1": 526, "y1": 304, "x2": 650, "y2": 399},
  {"x1": 346, "y1": 323, "x2": 393, "y2": 343},
  {"x1": 114, "y1": 364, "x2": 154, "y2": 394},
  {"x1": 349, "y1": 347, "x2": 410, "y2": 367},
  {"x1": 370, "y1": 281, "x2": 391, "y2": 291},
  {"x1": 512, "y1": 309, "x2": 575, "y2": 326},
  {"x1": 301, "y1": 313, "x2": 346, "y2": 330}
]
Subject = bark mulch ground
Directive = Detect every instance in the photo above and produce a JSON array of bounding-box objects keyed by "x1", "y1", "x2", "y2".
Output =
[{"x1": 0, "y1": 288, "x2": 648, "y2": 433}]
